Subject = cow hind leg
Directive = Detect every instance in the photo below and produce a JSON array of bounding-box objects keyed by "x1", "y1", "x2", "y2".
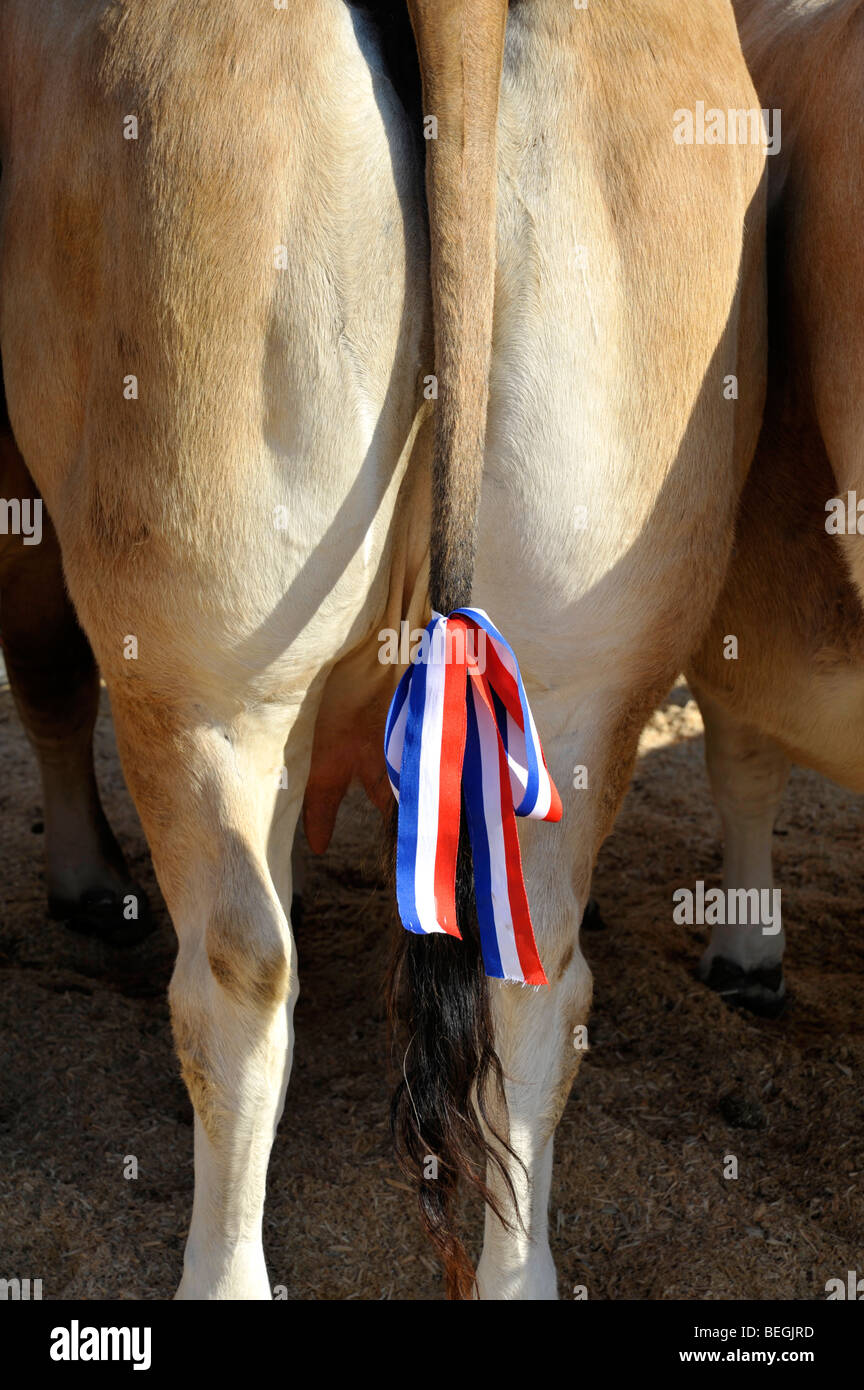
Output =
[
  {"x1": 0, "y1": 425, "x2": 149, "y2": 943},
  {"x1": 692, "y1": 686, "x2": 790, "y2": 1016},
  {"x1": 107, "y1": 693, "x2": 305, "y2": 1299},
  {"x1": 474, "y1": 728, "x2": 597, "y2": 1301},
  {"x1": 476, "y1": 912, "x2": 592, "y2": 1299}
]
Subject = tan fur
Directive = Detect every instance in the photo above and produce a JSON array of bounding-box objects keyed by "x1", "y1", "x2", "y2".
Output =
[
  {"x1": 406, "y1": 0, "x2": 508, "y2": 612},
  {"x1": 469, "y1": 0, "x2": 767, "y2": 1297},
  {"x1": 0, "y1": 0, "x2": 767, "y2": 1299},
  {"x1": 691, "y1": 0, "x2": 864, "y2": 790},
  {"x1": 684, "y1": 1, "x2": 864, "y2": 1003},
  {"x1": 1, "y1": 0, "x2": 430, "y2": 1299}
]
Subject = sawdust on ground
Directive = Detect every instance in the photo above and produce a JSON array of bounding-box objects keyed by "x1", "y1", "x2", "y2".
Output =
[{"x1": 0, "y1": 675, "x2": 861, "y2": 1299}]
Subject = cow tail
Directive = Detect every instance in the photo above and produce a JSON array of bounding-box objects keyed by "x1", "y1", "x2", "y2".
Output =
[{"x1": 388, "y1": 0, "x2": 516, "y2": 1300}]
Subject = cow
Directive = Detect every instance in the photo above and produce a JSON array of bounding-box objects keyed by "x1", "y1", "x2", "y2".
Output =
[
  {"x1": 0, "y1": 0, "x2": 765, "y2": 1299},
  {"x1": 688, "y1": 0, "x2": 864, "y2": 1018},
  {"x1": 0, "y1": 384, "x2": 151, "y2": 942}
]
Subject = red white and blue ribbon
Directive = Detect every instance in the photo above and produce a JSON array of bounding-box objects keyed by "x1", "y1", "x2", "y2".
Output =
[{"x1": 384, "y1": 607, "x2": 562, "y2": 986}]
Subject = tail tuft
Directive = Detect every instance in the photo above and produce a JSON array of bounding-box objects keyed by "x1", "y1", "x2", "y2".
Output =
[{"x1": 387, "y1": 820, "x2": 521, "y2": 1299}]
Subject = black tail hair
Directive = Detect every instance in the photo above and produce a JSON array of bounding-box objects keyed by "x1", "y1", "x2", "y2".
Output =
[{"x1": 387, "y1": 814, "x2": 523, "y2": 1298}]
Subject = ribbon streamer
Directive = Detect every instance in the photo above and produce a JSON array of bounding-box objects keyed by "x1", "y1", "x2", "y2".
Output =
[{"x1": 384, "y1": 607, "x2": 562, "y2": 986}]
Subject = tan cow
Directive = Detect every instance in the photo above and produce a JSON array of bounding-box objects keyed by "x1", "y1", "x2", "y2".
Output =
[
  {"x1": 0, "y1": 0, "x2": 765, "y2": 1299},
  {"x1": 688, "y1": 0, "x2": 864, "y2": 1016}
]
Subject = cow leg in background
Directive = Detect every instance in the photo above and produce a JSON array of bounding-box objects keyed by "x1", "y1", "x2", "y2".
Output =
[
  {"x1": 0, "y1": 425, "x2": 148, "y2": 943},
  {"x1": 105, "y1": 688, "x2": 309, "y2": 1300},
  {"x1": 692, "y1": 685, "x2": 790, "y2": 1015}
]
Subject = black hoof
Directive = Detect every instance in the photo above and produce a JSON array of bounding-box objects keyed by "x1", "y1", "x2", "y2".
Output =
[
  {"x1": 700, "y1": 956, "x2": 786, "y2": 1018},
  {"x1": 49, "y1": 887, "x2": 155, "y2": 947},
  {"x1": 581, "y1": 897, "x2": 606, "y2": 932}
]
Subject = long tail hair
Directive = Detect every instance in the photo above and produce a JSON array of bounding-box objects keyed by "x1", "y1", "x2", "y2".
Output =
[{"x1": 387, "y1": 0, "x2": 515, "y2": 1300}]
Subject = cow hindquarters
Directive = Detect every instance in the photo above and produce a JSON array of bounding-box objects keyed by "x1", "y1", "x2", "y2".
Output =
[{"x1": 108, "y1": 689, "x2": 307, "y2": 1299}]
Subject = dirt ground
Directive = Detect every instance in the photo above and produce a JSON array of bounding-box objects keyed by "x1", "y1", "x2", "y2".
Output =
[{"x1": 1, "y1": 671, "x2": 861, "y2": 1301}]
